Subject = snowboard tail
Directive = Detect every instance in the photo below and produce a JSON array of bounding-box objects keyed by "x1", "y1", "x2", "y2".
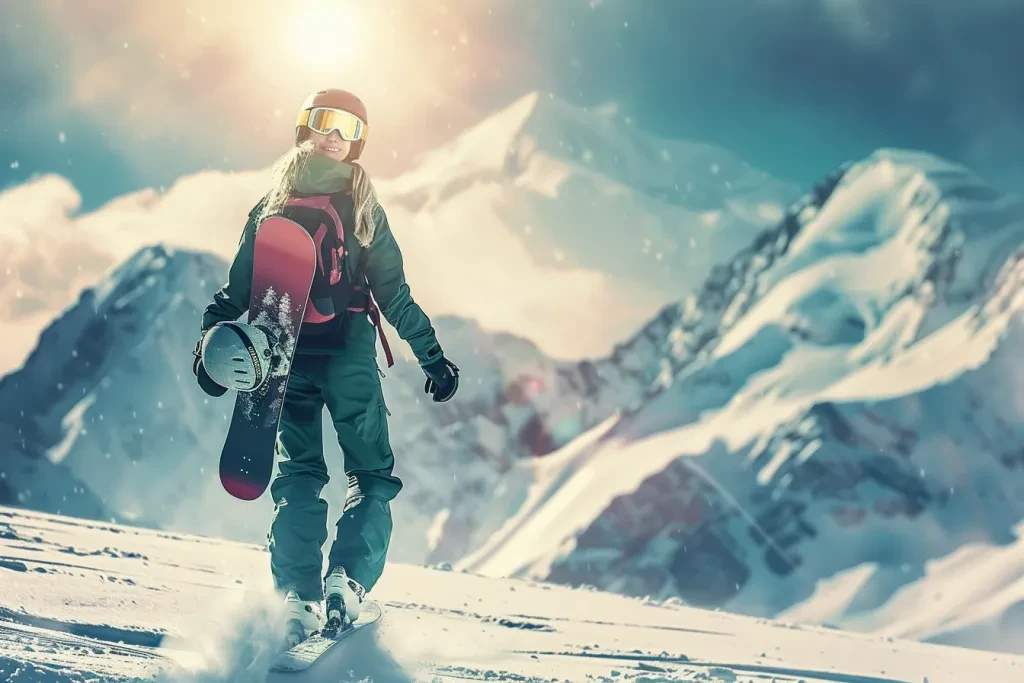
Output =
[
  {"x1": 218, "y1": 217, "x2": 317, "y2": 501},
  {"x1": 270, "y1": 600, "x2": 383, "y2": 673}
]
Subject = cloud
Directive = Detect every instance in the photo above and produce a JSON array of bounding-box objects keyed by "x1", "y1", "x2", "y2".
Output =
[
  {"x1": 382, "y1": 196, "x2": 667, "y2": 360},
  {"x1": 155, "y1": 584, "x2": 414, "y2": 683},
  {"x1": 0, "y1": 168, "x2": 272, "y2": 373},
  {"x1": 2, "y1": 0, "x2": 541, "y2": 189},
  {"x1": 8, "y1": 0, "x2": 1024, "y2": 213},
  {"x1": 0, "y1": 153, "x2": 664, "y2": 373},
  {"x1": 0, "y1": 176, "x2": 117, "y2": 371}
]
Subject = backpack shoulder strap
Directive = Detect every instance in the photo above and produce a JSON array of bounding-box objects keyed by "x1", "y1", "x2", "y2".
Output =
[{"x1": 282, "y1": 195, "x2": 344, "y2": 240}]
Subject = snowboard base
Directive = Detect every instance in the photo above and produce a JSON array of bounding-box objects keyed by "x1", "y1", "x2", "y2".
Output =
[
  {"x1": 270, "y1": 600, "x2": 383, "y2": 673},
  {"x1": 219, "y1": 216, "x2": 316, "y2": 501}
]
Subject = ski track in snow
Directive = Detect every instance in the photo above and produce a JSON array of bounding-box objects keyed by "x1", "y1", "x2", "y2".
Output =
[{"x1": 0, "y1": 507, "x2": 1021, "y2": 682}]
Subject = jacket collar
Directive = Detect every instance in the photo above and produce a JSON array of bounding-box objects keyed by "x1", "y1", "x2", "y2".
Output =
[{"x1": 293, "y1": 154, "x2": 354, "y2": 195}]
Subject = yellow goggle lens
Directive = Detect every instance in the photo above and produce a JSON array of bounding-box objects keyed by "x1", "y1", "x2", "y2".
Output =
[{"x1": 298, "y1": 107, "x2": 366, "y2": 141}]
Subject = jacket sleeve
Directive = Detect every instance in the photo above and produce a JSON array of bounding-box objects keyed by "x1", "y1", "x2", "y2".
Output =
[
  {"x1": 201, "y1": 209, "x2": 258, "y2": 334},
  {"x1": 362, "y1": 205, "x2": 443, "y2": 366}
]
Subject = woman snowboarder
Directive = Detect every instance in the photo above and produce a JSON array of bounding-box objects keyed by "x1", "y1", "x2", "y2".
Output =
[{"x1": 192, "y1": 88, "x2": 459, "y2": 643}]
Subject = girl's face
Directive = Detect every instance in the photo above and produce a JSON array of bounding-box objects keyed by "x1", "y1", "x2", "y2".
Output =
[{"x1": 309, "y1": 129, "x2": 352, "y2": 162}]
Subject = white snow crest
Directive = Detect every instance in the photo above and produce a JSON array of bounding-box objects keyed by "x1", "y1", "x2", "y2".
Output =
[
  {"x1": 155, "y1": 585, "x2": 290, "y2": 683},
  {"x1": 154, "y1": 584, "x2": 417, "y2": 683},
  {"x1": 3, "y1": 506, "x2": 1023, "y2": 683}
]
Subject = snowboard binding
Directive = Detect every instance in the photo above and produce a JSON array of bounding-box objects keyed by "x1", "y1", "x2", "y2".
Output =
[{"x1": 322, "y1": 593, "x2": 350, "y2": 638}]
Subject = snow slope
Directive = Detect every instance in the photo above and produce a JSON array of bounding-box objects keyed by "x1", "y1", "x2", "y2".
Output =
[
  {"x1": 781, "y1": 520, "x2": 1024, "y2": 655},
  {"x1": 459, "y1": 150, "x2": 1024, "y2": 643},
  {"x1": 1, "y1": 505, "x2": 1021, "y2": 683}
]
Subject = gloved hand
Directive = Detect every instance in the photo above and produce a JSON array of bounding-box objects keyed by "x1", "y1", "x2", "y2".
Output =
[
  {"x1": 422, "y1": 357, "x2": 459, "y2": 403},
  {"x1": 192, "y1": 337, "x2": 228, "y2": 398}
]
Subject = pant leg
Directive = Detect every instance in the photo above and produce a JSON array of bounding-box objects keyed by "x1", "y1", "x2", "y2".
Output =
[
  {"x1": 318, "y1": 355, "x2": 402, "y2": 592},
  {"x1": 268, "y1": 360, "x2": 330, "y2": 601}
]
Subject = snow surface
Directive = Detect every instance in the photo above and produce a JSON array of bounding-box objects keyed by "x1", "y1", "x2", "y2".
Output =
[
  {"x1": 781, "y1": 518, "x2": 1024, "y2": 656},
  {"x1": 1, "y1": 505, "x2": 1021, "y2": 683},
  {"x1": 457, "y1": 150, "x2": 1024, "y2": 647}
]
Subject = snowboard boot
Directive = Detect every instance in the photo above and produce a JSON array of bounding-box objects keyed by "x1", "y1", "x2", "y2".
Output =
[
  {"x1": 282, "y1": 591, "x2": 323, "y2": 647},
  {"x1": 323, "y1": 567, "x2": 365, "y2": 637}
]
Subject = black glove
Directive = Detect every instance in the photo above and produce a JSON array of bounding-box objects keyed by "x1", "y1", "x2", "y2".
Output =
[
  {"x1": 422, "y1": 357, "x2": 459, "y2": 403},
  {"x1": 192, "y1": 338, "x2": 228, "y2": 398}
]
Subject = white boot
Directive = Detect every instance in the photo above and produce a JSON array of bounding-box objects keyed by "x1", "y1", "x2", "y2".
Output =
[
  {"x1": 323, "y1": 567, "x2": 364, "y2": 634},
  {"x1": 282, "y1": 591, "x2": 323, "y2": 647}
]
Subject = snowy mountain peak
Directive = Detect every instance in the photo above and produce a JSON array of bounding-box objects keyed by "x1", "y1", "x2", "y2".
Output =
[
  {"x1": 0, "y1": 244, "x2": 224, "y2": 427},
  {"x1": 0, "y1": 244, "x2": 228, "y2": 526},
  {"x1": 394, "y1": 90, "x2": 605, "y2": 178},
  {"x1": 457, "y1": 147, "x2": 1024, "y2": 635},
  {"x1": 633, "y1": 146, "x2": 1024, "y2": 405},
  {"x1": 383, "y1": 90, "x2": 796, "y2": 217}
]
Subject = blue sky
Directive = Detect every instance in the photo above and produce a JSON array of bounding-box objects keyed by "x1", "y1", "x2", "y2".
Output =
[{"x1": 2, "y1": 0, "x2": 1023, "y2": 211}]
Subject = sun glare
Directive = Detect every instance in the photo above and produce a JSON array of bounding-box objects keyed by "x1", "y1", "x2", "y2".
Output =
[{"x1": 293, "y1": 1, "x2": 364, "y2": 68}]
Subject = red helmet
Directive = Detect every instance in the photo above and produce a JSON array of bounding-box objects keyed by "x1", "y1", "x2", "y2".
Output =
[{"x1": 295, "y1": 88, "x2": 369, "y2": 161}]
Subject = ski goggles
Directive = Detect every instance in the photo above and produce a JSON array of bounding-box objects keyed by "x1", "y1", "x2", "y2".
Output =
[{"x1": 297, "y1": 107, "x2": 367, "y2": 141}]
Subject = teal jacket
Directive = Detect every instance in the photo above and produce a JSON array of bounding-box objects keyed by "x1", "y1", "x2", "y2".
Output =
[{"x1": 201, "y1": 157, "x2": 443, "y2": 366}]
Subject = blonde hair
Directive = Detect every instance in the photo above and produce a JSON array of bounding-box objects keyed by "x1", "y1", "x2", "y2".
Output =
[{"x1": 256, "y1": 139, "x2": 380, "y2": 247}]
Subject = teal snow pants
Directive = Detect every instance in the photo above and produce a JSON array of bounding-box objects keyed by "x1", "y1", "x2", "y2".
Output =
[{"x1": 267, "y1": 351, "x2": 401, "y2": 601}]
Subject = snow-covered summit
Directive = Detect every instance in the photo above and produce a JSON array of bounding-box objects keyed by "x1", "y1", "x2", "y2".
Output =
[
  {"x1": 458, "y1": 149, "x2": 1024, "y2": 651},
  {"x1": 375, "y1": 91, "x2": 800, "y2": 358},
  {"x1": 388, "y1": 91, "x2": 790, "y2": 215},
  {"x1": 0, "y1": 245, "x2": 229, "y2": 530}
]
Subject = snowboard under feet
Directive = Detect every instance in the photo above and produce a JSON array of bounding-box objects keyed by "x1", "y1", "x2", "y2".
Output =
[{"x1": 270, "y1": 600, "x2": 383, "y2": 673}]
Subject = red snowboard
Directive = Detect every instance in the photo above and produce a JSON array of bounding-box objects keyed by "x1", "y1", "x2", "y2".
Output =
[{"x1": 219, "y1": 217, "x2": 317, "y2": 501}]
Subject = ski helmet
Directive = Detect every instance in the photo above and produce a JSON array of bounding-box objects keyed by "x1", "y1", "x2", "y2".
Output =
[
  {"x1": 200, "y1": 321, "x2": 274, "y2": 392},
  {"x1": 295, "y1": 88, "x2": 369, "y2": 161}
]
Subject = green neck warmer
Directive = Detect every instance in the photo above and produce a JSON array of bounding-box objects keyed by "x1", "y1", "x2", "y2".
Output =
[{"x1": 293, "y1": 154, "x2": 354, "y2": 195}]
